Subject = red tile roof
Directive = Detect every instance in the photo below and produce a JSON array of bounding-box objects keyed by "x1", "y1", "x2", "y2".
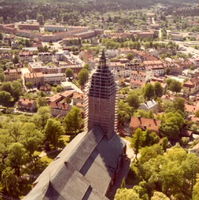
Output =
[{"x1": 130, "y1": 117, "x2": 161, "y2": 132}]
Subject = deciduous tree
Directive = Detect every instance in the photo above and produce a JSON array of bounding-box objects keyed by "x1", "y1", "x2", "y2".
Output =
[
  {"x1": 64, "y1": 106, "x2": 83, "y2": 134},
  {"x1": 44, "y1": 119, "x2": 64, "y2": 149}
]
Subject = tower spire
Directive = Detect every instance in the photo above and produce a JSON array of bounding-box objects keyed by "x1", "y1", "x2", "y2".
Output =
[
  {"x1": 99, "y1": 49, "x2": 107, "y2": 68},
  {"x1": 87, "y1": 51, "x2": 116, "y2": 139}
]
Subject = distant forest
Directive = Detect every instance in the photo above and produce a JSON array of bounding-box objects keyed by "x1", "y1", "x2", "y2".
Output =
[{"x1": 0, "y1": 0, "x2": 197, "y2": 24}]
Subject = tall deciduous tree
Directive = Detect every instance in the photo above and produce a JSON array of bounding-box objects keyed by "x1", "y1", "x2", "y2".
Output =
[
  {"x1": 143, "y1": 83, "x2": 155, "y2": 100},
  {"x1": 7, "y1": 143, "x2": 28, "y2": 176},
  {"x1": 154, "y1": 82, "x2": 163, "y2": 97},
  {"x1": 78, "y1": 68, "x2": 89, "y2": 87},
  {"x1": 44, "y1": 119, "x2": 64, "y2": 149},
  {"x1": 65, "y1": 68, "x2": 74, "y2": 80},
  {"x1": 167, "y1": 79, "x2": 182, "y2": 93},
  {"x1": 64, "y1": 106, "x2": 83, "y2": 134},
  {"x1": 0, "y1": 91, "x2": 12, "y2": 106},
  {"x1": 160, "y1": 112, "x2": 184, "y2": 141},
  {"x1": 1, "y1": 167, "x2": 20, "y2": 198},
  {"x1": 173, "y1": 97, "x2": 185, "y2": 113},
  {"x1": 21, "y1": 123, "x2": 44, "y2": 155},
  {"x1": 117, "y1": 100, "x2": 133, "y2": 126},
  {"x1": 127, "y1": 92, "x2": 140, "y2": 109},
  {"x1": 33, "y1": 106, "x2": 51, "y2": 129}
]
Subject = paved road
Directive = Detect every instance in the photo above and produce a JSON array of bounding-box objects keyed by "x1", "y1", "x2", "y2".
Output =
[{"x1": 122, "y1": 138, "x2": 135, "y2": 161}]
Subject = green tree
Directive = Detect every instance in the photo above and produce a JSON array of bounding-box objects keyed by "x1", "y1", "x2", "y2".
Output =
[
  {"x1": 139, "y1": 143, "x2": 163, "y2": 164},
  {"x1": 143, "y1": 83, "x2": 155, "y2": 100},
  {"x1": 6, "y1": 143, "x2": 27, "y2": 176},
  {"x1": 167, "y1": 79, "x2": 182, "y2": 93},
  {"x1": 33, "y1": 106, "x2": 51, "y2": 129},
  {"x1": 193, "y1": 174, "x2": 199, "y2": 200},
  {"x1": 160, "y1": 112, "x2": 184, "y2": 141},
  {"x1": 0, "y1": 91, "x2": 12, "y2": 106},
  {"x1": 134, "y1": 109, "x2": 154, "y2": 118},
  {"x1": 8, "y1": 122, "x2": 22, "y2": 142},
  {"x1": 131, "y1": 128, "x2": 159, "y2": 157},
  {"x1": 65, "y1": 68, "x2": 74, "y2": 81},
  {"x1": 37, "y1": 97, "x2": 48, "y2": 107},
  {"x1": 0, "y1": 72, "x2": 4, "y2": 81},
  {"x1": 115, "y1": 188, "x2": 141, "y2": 200},
  {"x1": 173, "y1": 97, "x2": 185, "y2": 113},
  {"x1": 11, "y1": 80, "x2": 23, "y2": 101},
  {"x1": 1, "y1": 82, "x2": 13, "y2": 94},
  {"x1": 131, "y1": 128, "x2": 145, "y2": 158},
  {"x1": 127, "y1": 53, "x2": 134, "y2": 61},
  {"x1": 44, "y1": 119, "x2": 64, "y2": 149},
  {"x1": 127, "y1": 92, "x2": 140, "y2": 109},
  {"x1": 1, "y1": 167, "x2": 20, "y2": 198},
  {"x1": 21, "y1": 123, "x2": 44, "y2": 155},
  {"x1": 151, "y1": 191, "x2": 169, "y2": 200},
  {"x1": 117, "y1": 100, "x2": 133, "y2": 126},
  {"x1": 154, "y1": 82, "x2": 163, "y2": 97},
  {"x1": 64, "y1": 106, "x2": 83, "y2": 134},
  {"x1": 84, "y1": 64, "x2": 90, "y2": 70},
  {"x1": 137, "y1": 146, "x2": 199, "y2": 199},
  {"x1": 78, "y1": 68, "x2": 89, "y2": 87}
]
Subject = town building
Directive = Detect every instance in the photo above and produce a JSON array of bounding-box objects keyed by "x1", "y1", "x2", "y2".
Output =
[
  {"x1": 38, "y1": 52, "x2": 53, "y2": 63},
  {"x1": 4, "y1": 69, "x2": 21, "y2": 81},
  {"x1": 17, "y1": 98, "x2": 37, "y2": 112},
  {"x1": 18, "y1": 23, "x2": 40, "y2": 31},
  {"x1": 44, "y1": 25, "x2": 66, "y2": 32},
  {"x1": 43, "y1": 73, "x2": 66, "y2": 85},
  {"x1": 24, "y1": 51, "x2": 129, "y2": 200},
  {"x1": 143, "y1": 60, "x2": 166, "y2": 76},
  {"x1": 24, "y1": 72, "x2": 44, "y2": 87},
  {"x1": 131, "y1": 70, "x2": 152, "y2": 88},
  {"x1": 183, "y1": 78, "x2": 199, "y2": 95},
  {"x1": 19, "y1": 51, "x2": 34, "y2": 63},
  {"x1": 130, "y1": 116, "x2": 161, "y2": 133}
]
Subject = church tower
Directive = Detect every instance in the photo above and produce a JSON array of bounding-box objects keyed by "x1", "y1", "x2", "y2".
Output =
[{"x1": 87, "y1": 50, "x2": 116, "y2": 139}]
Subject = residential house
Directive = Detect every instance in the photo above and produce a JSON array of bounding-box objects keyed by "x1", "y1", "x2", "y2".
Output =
[
  {"x1": 143, "y1": 60, "x2": 166, "y2": 76},
  {"x1": 183, "y1": 78, "x2": 199, "y2": 95},
  {"x1": 19, "y1": 51, "x2": 34, "y2": 63},
  {"x1": 131, "y1": 70, "x2": 151, "y2": 88},
  {"x1": 43, "y1": 73, "x2": 65, "y2": 85},
  {"x1": 72, "y1": 92, "x2": 84, "y2": 109},
  {"x1": 38, "y1": 52, "x2": 53, "y2": 63},
  {"x1": 4, "y1": 69, "x2": 21, "y2": 81},
  {"x1": 24, "y1": 72, "x2": 44, "y2": 87},
  {"x1": 130, "y1": 116, "x2": 161, "y2": 133},
  {"x1": 17, "y1": 98, "x2": 37, "y2": 112},
  {"x1": 47, "y1": 90, "x2": 74, "y2": 117}
]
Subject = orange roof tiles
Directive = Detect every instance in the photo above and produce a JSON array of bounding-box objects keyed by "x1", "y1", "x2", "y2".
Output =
[{"x1": 130, "y1": 117, "x2": 161, "y2": 132}]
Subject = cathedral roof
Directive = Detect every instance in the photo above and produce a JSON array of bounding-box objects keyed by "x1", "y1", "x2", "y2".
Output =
[{"x1": 24, "y1": 127, "x2": 125, "y2": 200}]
